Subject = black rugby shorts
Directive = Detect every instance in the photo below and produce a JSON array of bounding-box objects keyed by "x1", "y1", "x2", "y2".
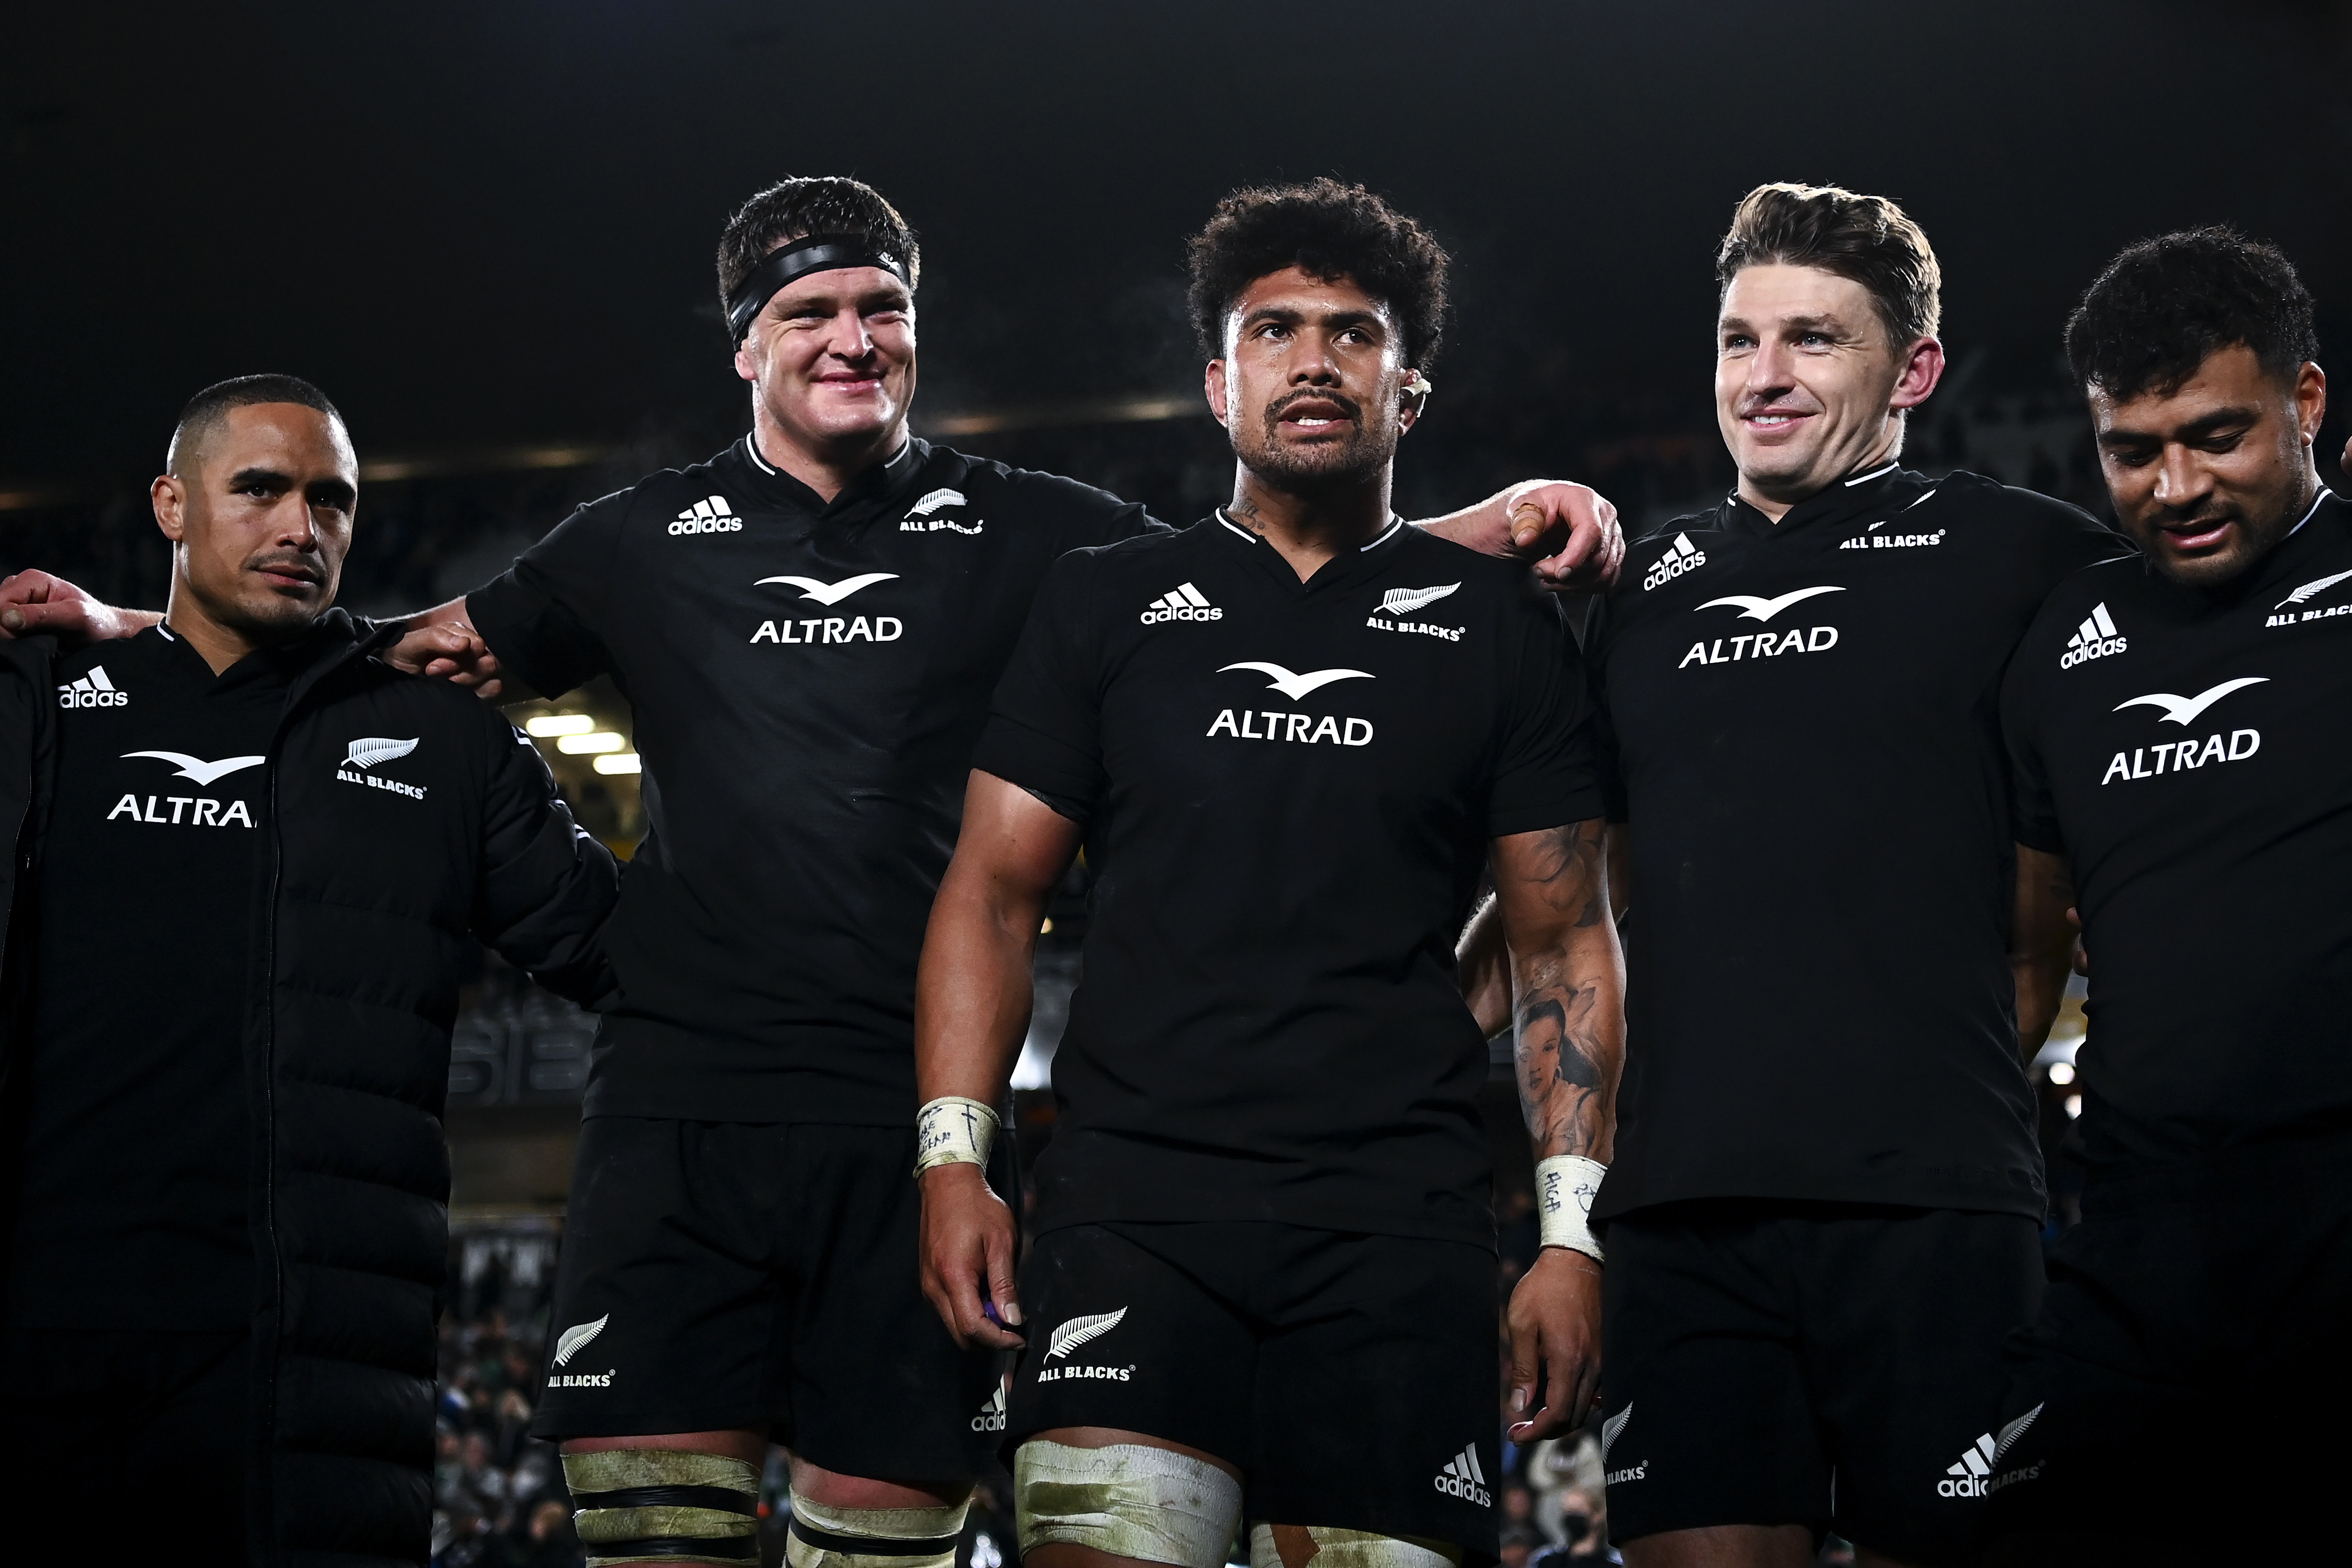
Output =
[
  {"x1": 1599, "y1": 1200, "x2": 2040, "y2": 1566},
  {"x1": 1008, "y1": 1221, "x2": 1500, "y2": 1560},
  {"x1": 532, "y1": 1117, "x2": 1004, "y2": 1480},
  {"x1": 0, "y1": 1328, "x2": 249, "y2": 1565},
  {"x1": 1988, "y1": 1134, "x2": 2352, "y2": 1561}
]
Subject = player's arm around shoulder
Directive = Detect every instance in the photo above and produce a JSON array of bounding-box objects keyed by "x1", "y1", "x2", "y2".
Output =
[
  {"x1": 914, "y1": 770, "x2": 1085, "y2": 1353},
  {"x1": 1489, "y1": 816, "x2": 1623, "y2": 1444},
  {"x1": 459, "y1": 689, "x2": 620, "y2": 1008}
]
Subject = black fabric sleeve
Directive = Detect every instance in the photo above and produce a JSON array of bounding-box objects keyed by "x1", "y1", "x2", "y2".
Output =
[
  {"x1": 1572, "y1": 594, "x2": 1628, "y2": 824},
  {"x1": 1487, "y1": 587, "x2": 1606, "y2": 839},
  {"x1": 467, "y1": 708, "x2": 622, "y2": 1008},
  {"x1": 970, "y1": 554, "x2": 1106, "y2": 804},
  {"x1": 1997, "y1": 637, "x2": 2065, "y2": 855},
  {"x1": 463, "y1": 496, "x2": 625, "y2": 699}
]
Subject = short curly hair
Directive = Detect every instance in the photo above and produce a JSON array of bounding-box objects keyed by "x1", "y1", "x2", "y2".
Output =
[
  {"x1": 2066, "y1": 227, "x2": 2318, "y2": 402},
  {"x1": 1186, "y1": 179, "x2": 1450, "y2": 368},
  {"x1": 715, "y1": 176, "x2": 920, "y2": 320},
  {"x1": 1717, "y1": 182, "x2": 1941, "y2": 345}
]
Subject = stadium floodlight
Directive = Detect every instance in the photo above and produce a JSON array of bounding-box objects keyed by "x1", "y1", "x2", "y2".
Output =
[
  {"x1": 557, "y1": 732, "x2": 626, "y2": 754},
  {"x1": 593, "y1": 753, "x2": 642, "y2": 775},
  {"x1": 526, "y1": 713, "x2": 596, "y2": 737}
]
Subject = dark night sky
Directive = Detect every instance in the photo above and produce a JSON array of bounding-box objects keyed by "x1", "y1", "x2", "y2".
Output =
[{"x1": 6, "y1": 0, "x2": 2350, "y2": 485}]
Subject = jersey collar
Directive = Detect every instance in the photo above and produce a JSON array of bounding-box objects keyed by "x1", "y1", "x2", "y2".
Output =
[
  {"x1": 730, "y1": 433, "x2": 929, "y2": 520},
  {"x1": 1725, "y1": 460, "x2": 1913, "y2": 540},
  {"x1": 1210, "y1": 509, "x2": 1409, "y2": 595}
]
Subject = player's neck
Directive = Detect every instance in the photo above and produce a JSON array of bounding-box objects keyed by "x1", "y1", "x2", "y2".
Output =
[
  {"x1": 1737, "y1": 419, "x2": 1904, "y2": 522},
  {"x1": 750, "y1": 412, "x2": 908, "y2": 507},
  {"x1": 163, "y1": 579, "x2": 300, "y2": 675},
  {"x1": 1224, "y1": 468, "x2": 1396, "y2": 582}
]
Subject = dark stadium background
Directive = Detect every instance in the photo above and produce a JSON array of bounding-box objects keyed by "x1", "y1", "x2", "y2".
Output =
[{"x1": 7, "y1": 4, "x2": 2351, "y2": 1563}]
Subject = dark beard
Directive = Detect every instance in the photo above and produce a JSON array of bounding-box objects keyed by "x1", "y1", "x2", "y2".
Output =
[{"x1": 1238, "y1": 392, "x2": 1393, "y2": 493}]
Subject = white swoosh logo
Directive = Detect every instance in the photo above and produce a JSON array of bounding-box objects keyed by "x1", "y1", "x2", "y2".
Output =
[
  {"x1": 553, "y1": 1314, "x2": 609, "y2": 1367},
  {"x1": 754, "y1": 572, "x2": 900, "y2": 605},
  {"x1": 122, "y1": 750, "x2": 266, "y2": 786},
  {"x1": 1696, "y1": 586, "x2": 1845, "y2": 622},
  {"x1": 2278, "y1": 568, "x2": 2352, "y2": 609},
  {"x1": 2114, "y1": 677, "x2": 2269, "y2": 726},
  {"x1": 342, "y1": 736, "x2": 419, "y2": 770},
  {"x1": 1045, "y1": 1307, "x2": 1128, "y2": 1360},
  {"x1": 1219, "y1": 662, "x2": 1376, "y2": 700}
]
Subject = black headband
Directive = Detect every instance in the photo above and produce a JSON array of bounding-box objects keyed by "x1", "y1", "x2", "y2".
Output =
[{"x1": 727, "y1": 234, "x2": 912, "y2": 344}]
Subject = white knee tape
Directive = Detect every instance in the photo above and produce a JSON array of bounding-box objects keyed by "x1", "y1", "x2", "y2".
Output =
[
  {"x1": 1249, "y1": 1524, "x2": 1464, "y2": 1568},
  {"x1": 1016, "y1": 1440, "x2": 1243, "y2": 1568},
  {"x1": 785, "y1": 1493, "x2": 970, "y2": 1568}
]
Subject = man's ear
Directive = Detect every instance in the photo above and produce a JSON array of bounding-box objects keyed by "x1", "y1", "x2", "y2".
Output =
[
  {"x1": 151, "y1": 473, "x2": 189, "y2": 544},
  {"x1": 2294, "y1": 361, "x2": 2327, "y2": 445},
  {"x1": 1889, "y1": 337, "x2": 1946, "y2": 412},
  {"x1": 1205, "y1": 359, "x2": 1231, "y2": 428},
  {"x1": 1400, "y1": 368, "x2": 1432, "y2": 430}
]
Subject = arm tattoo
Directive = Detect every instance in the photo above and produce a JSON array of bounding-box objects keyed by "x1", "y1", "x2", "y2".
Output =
[
  {"x1": 1522, "y1": 823, "x2": 1606, "y2": 927},
  {"x1": 1500, "y1": 819, "x2": 1620, "y2": 1162}
]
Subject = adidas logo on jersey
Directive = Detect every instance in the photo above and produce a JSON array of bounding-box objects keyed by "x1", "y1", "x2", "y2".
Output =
[
  {"x1": 669, "y1": 495, "x2": 743, "y2": 535},
  {"x1": 1939, "y1": 1404, "x2": 2043, "y2": 1497},
  {"x1": 902, "y1": 488, "x2": 983, "y2": 534},
  {"x1": 1641, "y1": 533, "x2": 1707, "y2": 591},
  {"x1": 2059, "y1": 603, "x2": 2126, "y2": 668},
  {"x1": 1142, "y1": 582, "x2": 1223, "y2": 624},
  {"x1": 971, "y1": 1385, "x2": 1008, "y2": 1433},
  {"x1": 1432, "y1": 1444, "x2": 1492, "y2": 1507},
  {"x1": 57, "y1": 666, "x2": 128, "y2": 707}
]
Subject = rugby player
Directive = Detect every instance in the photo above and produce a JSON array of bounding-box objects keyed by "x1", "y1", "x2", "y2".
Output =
[
  {"x1": 0, "y1": 179, "x2": 1625, "y2": 1568},
  {"x1": 916, "y1": 179, "x2": 1621, "y2": 1568},
  {"x1": 1460, "y1": 184, "x2": 2127, "y2": 1568},
  {"x1": 1993, "y1": 230, "x2": 2350, "y2": 1565},
  {"x1": 0, "y1": 376, "x2": 617, "y2": 1565}
]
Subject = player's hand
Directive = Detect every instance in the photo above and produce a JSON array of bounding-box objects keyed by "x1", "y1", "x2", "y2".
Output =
[
  {"x1": 0, "y1": 570, "x2": 145, "y2": 645},
  {"x1": 918, "y1": 1162, "x2": 1026, "y2": 1352},
  {"x1": 385, "y1": 620, "x2": 506, "y2": 699},
  {"x1": 1506, "y1": 1245, "x2": 1602, "y2": 1443},
  {"x1": 1505, "y1": 480, "x2": 1625, "y2": 594}
]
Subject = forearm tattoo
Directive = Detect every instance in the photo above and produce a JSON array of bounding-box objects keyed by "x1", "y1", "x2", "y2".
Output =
[{"x1": 1509, "y1": 823, "x2": 1618, "y2": 1159}]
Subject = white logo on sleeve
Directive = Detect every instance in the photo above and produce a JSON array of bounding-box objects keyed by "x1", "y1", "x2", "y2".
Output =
[
  {"x1": 1367, "y1": 582, "x2": 1463, "y2": 642},
  {"x1": 547, "y1": 1313, "x2": 615, "y2": 1388},
  {"x1": 1642, "y1": 533, "x2": 1707, "y2": 591},
  {"x1": 902, "y1": 488, "x2": 983, "y2": 534},
  {"x1": 1940, "y1": 1402, "x2": 2044, "y2": 1497},
  {"x1": 2266, "y1": 566, "x2": 2352, "y2": 626},
  {"x1": 2102, "y1": 679, "x2": 2268, "y2": 785},
  {"x1": 336, "y1": 737, "x2": 428, "y2": 800},
  {"x1": 1678, "y1": 588, "x2": 1843, "y2": 668},
  {"x1": 2060, "y1": 603, "x2": 2126, "y2": 668},
  {"x1": 1433, "y1": 1444, "x2": 1492, "y2": 1506},
  {"x1": 122, "y1": 750, "x2": 264, "y2": 786},
  {"x1": 110, "y1": 751, "x2": 260, "y2": 828},
  {"x1": 1142, "y1": 582, "x2": 1222, "y2": 624},
  {"x1": 1697, "y1": 585, "x2": 1844, "y2": 621},
  {"x1": 669, "y1": 495, "x2": 743, "y2": 535},
  {"x1": 58, "y1": 666, "x2": 128, "y2": 708}
]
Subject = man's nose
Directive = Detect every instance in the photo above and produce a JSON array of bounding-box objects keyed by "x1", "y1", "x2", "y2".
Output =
[
  {"x1": 1746, "y1": 338, "x2": 1796, "y2": 397},
  {"x1": 2152, "y1": 446, "x2": 2212, "y2": 513},
  {"x1": 822, "y1": 305, "x2": 875, "y2": 359},
  {"x1": 1289, "y1": 331, "x2": 1342, "y2": 383},
  {"x1": 275, "y1": 494, "x2": 322, "y2": 548}
]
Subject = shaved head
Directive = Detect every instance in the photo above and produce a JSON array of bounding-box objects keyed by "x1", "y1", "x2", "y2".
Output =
[{"x1": 168, "y1": 373, "x2": 345, "y2": 478}]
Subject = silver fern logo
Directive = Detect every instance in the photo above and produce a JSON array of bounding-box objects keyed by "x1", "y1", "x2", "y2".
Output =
[
  {"x1": 342, "y1": 736, "x2": 420, "y2": 770},
  {"x1": 1993, "y1": 1403, "x2": 2043, "y2": 1463},
  {"x1": 1379, "y1": 582, "x2": 1460, "y2": 618},
  {"x1": 1602, "y1": 1403, "x2": 1632, "y2": 1457},
  {"x1": 1044, "y1": 1307, "x2": 1127, "y2": 1360},
  {"x1": 553, "y1": 1314, "x2": 609, "y2": 1367}
]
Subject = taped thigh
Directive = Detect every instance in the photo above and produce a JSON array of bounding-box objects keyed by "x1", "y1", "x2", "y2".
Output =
[
  {"x1": 1249, "y1": 1524, "x2": 1463, "y2": 1568},
  {"x1": 786, "y1": 1492, "x2": 971, "y2": 1568},
  {"x1": 1015, "y1": 1440, "x2": 1242, "y2": 1568},
  {"x1": 563, "y1": 1449, "x2": 761, "y2": 1567}
]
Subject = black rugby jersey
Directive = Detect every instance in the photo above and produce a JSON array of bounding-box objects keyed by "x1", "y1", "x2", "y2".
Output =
[
  {"x1": 2002, "y1": 489, "x2": 2352, "y2": 1171},
  {"x1": 468, "y1": 437, "x2": 1153, "y2": 1123},
  {"x1": 4, "y1": 627, "x2": 290, "y2": 1328},
  {"x1": 1589, "y1": 464, "x2": 2125, "y2": 1222},
  {"x1": 975, "y1": 515, "x2": 1601, "y2": 1247}
]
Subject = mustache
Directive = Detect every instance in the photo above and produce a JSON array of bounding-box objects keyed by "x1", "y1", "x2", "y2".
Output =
[{"x1": 1263, "y1": 389, "x2": 1363, "y2": 426}]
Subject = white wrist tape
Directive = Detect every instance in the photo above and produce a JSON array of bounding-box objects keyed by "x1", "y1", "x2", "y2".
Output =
[
  {"x1": 1536, "y1": 1154, "x2": 1608, "y2": 1262},
  {"x1": 915, "y1": 1096, "x2": 1000, "y2": 1175}
]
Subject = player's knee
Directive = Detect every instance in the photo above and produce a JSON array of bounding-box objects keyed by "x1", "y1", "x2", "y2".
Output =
[
  {"x1": 785, "y1": 1491, "x2": 971, "y2": 1568},
  {"x1": 1248, "y1": 1524, "x2": 1463, "y2": 1568},
  {"x1": 562, "y1": 1448, "x2": 762, "y2": 1567},
  {"x1": 1014, "y1": 1439, "x2": 1243, "y2": 1568}
]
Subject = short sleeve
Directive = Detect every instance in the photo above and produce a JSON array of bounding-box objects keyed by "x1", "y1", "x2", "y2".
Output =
[
  {"x1": 464, "y1": 497, "x2": 625, "y2": 699},
  {"x1": 1486, "y1": 589, "x2": 1606, "y2": 839},
  {"x1": 1999, "y1": 635, "x2": 2065, "y2": 854},
  {"x1": 1574, "y1": 593, "x2": 1629, "y2": 824},
  {"x1": 970, "y1": 553, "x2": 1107, "y2": 804}
]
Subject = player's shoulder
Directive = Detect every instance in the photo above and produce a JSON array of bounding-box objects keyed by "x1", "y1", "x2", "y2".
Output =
[
  {"x1": 2013, "y1": 553, "x2": 2153, "y2": 662},
  {"x1": 918, "y1": 443, "x2": 1153, "y2": 532},
  {"x1": 1391, "y1": 523, "x2": 1547, "y2": 598},
  {"x1": 1928, "y1": 468, "x2": 2114, "y2": 539},
  {"x1": 1042, "y1": 514, "x2": 1209, "y2": 580}
]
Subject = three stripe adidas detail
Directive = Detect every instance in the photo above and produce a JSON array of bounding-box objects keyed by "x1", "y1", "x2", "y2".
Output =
[
  {"x1": 1432, "y1": 1443, "x2": 1491, "y2": 1506},
  {"x1": 57, "y1": 666, "x2": 128, "y2": 708},
  {"x1": 2060, "y1": 602, "x2": 2126, "y2": 669},
  {"x1": 1141, "y1": 582, "x2": 1223, "y2": 625}
]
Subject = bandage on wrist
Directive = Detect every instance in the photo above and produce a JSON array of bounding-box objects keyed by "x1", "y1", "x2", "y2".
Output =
[
  {"x1": 1536, "y1": 1154, "x2": 1608, "y2": 1262},
  {"x1": 915, "y1": 1095, "x2": 1000, "y2": 1175}
]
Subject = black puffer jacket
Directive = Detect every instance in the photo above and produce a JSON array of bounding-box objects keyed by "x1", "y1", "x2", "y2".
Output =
[{"x1": 0, "y1": 613, "x2": 618, "y2": 1568}]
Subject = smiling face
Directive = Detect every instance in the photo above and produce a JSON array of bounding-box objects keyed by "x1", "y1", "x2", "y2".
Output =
[
  {"x1": 154, "y1": 402, "x2": 355, "y2": 642},
  {"x1": 2091, "y1": 343, "x2": 2326, "y2": 587},
  {"x1": 1715, "y1": 264, "x2": 1942, "y2": 514},
  {"x1": 1206, "y1": 265, "x2": 1420, "y2": 492},
  {"x1": 733, "y1": 261, "x2": 917, "y2": 459}
]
